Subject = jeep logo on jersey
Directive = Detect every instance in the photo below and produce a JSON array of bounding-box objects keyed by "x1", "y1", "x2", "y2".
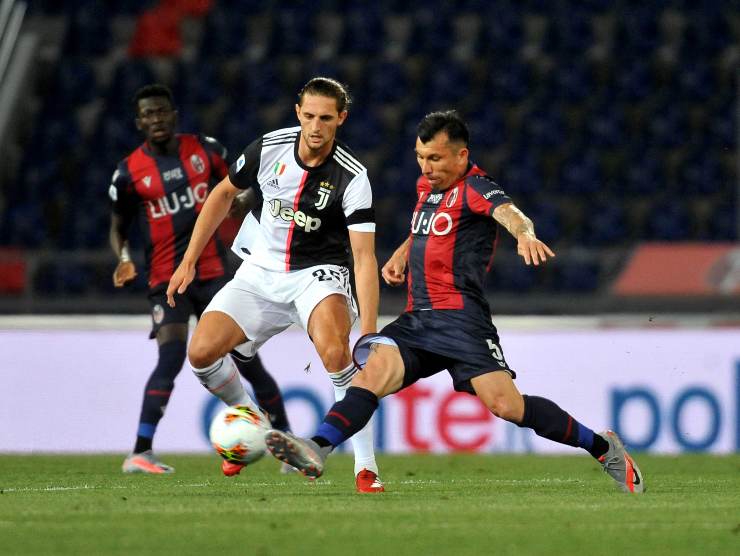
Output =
[
  {"x1": 411, "y1": 210, "x2": 453, "y2": 236},
  {"x1": 147, "y1": 182, "x2": 209, "y2": 219},
  {"x1": 268, "y1": 199, "x2": 322, "y2": 232},
  {"x1": 315, "y1": 181, "x2": 335, "y2": 211},
  {"x1": 190, "y1": 154, "x2": 205, "y2": 174}
]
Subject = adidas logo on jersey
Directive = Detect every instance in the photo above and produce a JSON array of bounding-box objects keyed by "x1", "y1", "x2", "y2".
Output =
[{"x1": 268, "y1": 199, "x2": 322, "y2": 232}]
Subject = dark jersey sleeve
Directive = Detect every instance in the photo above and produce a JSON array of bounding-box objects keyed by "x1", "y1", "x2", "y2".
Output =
[
  {"x1": 108, "y1": 162, "x2": 137, "y2": 218},
  {"x1": 465, "y1": 175, "x2": 512, "y2": 217},
  {"x1": 228, "y1": 137, "x2": 263, "y2": 190},
  {"x1": 200, "y1": 134, "x2": 229, "y2": 179}
]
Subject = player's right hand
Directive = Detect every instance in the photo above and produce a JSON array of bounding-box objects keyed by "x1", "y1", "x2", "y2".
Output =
[
  {"x1": 166, "y1": 262, "x2": 195, "y2": 307},
  {"x1": 381, "y1": 256, "x2": 406, "y2": 286},
  {"x1": 113, "y1": 261, "x2": 137, "y2": 287}
]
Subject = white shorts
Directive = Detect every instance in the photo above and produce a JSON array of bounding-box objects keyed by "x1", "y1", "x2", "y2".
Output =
[{"x1": 203, "y1": 259, "x2": 357, "y2": 358}]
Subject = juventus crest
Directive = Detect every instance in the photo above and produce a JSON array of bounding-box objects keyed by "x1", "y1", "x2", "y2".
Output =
[{"x1": 315, "y1": 180, "x2": 335, "y2": 210}]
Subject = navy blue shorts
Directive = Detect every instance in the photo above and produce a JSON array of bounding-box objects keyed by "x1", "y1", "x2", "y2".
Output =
[
  {"x1": 353, "y1": 310, "x2": 515, "y2": 395},
  {"x1": 147, "y1": 277, "x2": 227, "y2": 339}
]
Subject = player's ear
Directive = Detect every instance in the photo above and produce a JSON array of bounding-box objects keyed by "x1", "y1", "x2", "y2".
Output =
[
  {"x1": 134, "y1": 116, "x2": 143, "y2": 131},
  {"x1": 294, "y1": 103, "x2": 301, "y2": 119},
  {"x1": 336, "y1": 110, "x2": 348, "y2": 127}
]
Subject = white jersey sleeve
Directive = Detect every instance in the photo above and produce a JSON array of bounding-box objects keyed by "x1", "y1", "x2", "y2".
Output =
[{"x1": 342, "y1": 170, "x2": 375, "y2": 233}]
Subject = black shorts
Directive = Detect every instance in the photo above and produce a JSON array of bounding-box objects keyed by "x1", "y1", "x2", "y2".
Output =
[
  {"x1": 353, "y1": 310, "x2": 515, "y2": 395},
  {"x1": 147, "y1": 277, "x2": 228, "y2": 339}
]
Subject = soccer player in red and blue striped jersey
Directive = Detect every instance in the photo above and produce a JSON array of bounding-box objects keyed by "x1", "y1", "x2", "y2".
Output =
[
  {"x1": 265, "y1": 110, "x2": 645, "y2": 494},
  {"x1": 109, "y1": 84, "x2": 290, "y2": 474}
]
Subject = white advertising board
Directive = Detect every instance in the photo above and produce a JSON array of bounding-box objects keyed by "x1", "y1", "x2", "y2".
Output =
[{"x1": 1, "y1": 325, "x2": 738, "y2": 453}]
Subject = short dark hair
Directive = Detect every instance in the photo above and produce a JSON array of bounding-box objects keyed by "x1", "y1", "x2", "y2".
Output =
[
  {"x1": 417, "y1": 110, "x2": 469, "y2": 146},
  {"x1": 132, "y1": 84, "x2": 175, "y2": 113},
  {"x1": 297, "y1": 77, "x2": 351, "y2": 112}
]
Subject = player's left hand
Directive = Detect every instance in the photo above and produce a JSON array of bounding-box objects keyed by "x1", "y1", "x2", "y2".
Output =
[
  {"x1": 113, "y1": 261, "x2": 137, "y2": 287},
  {"x1": 516, "y1": 233, "x2": 555, "y2": 266}
]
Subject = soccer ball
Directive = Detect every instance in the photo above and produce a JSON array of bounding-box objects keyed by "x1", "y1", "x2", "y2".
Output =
[{"x1": 209, "y1": 405, "x2": 270, "y2": 464}]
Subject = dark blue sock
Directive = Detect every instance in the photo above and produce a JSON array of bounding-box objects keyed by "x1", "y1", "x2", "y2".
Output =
[
  {"x1": 230, "y1": 352, "x2": 291, "y2": 432},
  {"x1": 312, "y1": 386, "x2": 378, "y2": 448},
  {"x1": 518, "y1": 395, "x2": 606, "y2": 458},
  {"x1": 134, "y1": 340, "x2": 186, "y2": 453}
]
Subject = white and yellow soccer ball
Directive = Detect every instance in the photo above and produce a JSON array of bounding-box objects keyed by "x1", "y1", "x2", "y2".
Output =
[{"x1": 209, "y1": 405, "x2": 270, "y2": 465}]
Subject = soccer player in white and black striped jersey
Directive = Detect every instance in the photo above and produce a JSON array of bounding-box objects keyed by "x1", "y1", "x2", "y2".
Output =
[{"x1": 166, "y1": 77, "x2": 384, "y2": 493}]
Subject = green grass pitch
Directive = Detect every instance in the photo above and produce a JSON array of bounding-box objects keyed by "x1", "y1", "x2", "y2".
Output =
[{"x1": 1, "y1": 453, "x2": 738, "y2": 555}]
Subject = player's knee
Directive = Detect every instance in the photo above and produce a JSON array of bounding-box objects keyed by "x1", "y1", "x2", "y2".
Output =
[
  {"x1": 485, "y1": 394, "x2": 520, "y2": 422},
  {"x1": 188, "y1": 339, "x2": 222, "y2": 369},
  {"x1": 317, "y1": 341, "x2": 350, "y2": 372}
]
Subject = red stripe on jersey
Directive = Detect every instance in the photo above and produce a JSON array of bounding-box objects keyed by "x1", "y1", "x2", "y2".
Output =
[
  {"x1": 404, "y1": 234, "x2": 416, "y2": 312},
  {"x1": 180, "y1": 136, "x2": 225, "y2": 281},
  {"x1": 424, "y1": 186, "x2": 464, "y2": 310},
  {"x1": 465, "y1": 185, "x2": 500, "y2": 272},
  {"x1": 285, "y1": 170, "x2": 309, "y2": 271},
  {"x1": 129, "y1": 150, "x2": 175, "y2": 288}
]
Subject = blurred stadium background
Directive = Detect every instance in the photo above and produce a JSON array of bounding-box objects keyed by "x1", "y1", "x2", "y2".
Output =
[{"x1": 0, "y1": 1, "x2": 738, "y2": 457}]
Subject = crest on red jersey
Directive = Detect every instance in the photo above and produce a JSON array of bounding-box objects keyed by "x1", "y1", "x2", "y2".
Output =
[{"x1": 190, "y1": 154, "x2": 205, "y2": 174}]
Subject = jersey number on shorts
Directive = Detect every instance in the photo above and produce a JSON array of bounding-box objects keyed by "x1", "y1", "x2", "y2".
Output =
[
  {"x1": 486, "y1": 339, "x2": 506, "y2": 364},
  {"x1": 312, "y1": 268, "x2": 350, "y2": 294}
]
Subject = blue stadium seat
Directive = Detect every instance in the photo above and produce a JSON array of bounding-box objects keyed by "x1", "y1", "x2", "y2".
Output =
[
  {"x1": 499, "y1": 145, "x2": 542, "y2": 195},
  {"x1": 63, "y1": 2, "x2": 111, "y2": 56},
  {"x1": 53, "y1": 58, "x2": 97, "y2": 106},
  {"x1": 341, "y1": 7, "x2": 384, "y2": 55},
  {"x1": 199, "y1": 7, "x2": 247, "y2": 57},
  {"x1": 553, "y1": 257, "x2": 600, "y2": 292},
  {"x1": 106, "y1": 60, "x2": 156, "y2": 106},
  {"x1": 274, "y1": 8, "x2": 315, "y2": 55},
  {"x1": 366, "y1": 60, "x2": 408, "y2": 104},
  {"x1": 648, "y1": 102, "x2": 688, "y2": 149},
  {"x1": 523, "y1": 104, "x2": 566, "y2": 149},
  {"x1": 468, "y1": 105, "x2": 506, "y2": 149},
  {"x1": 557, "y1": 149, "x2": 603, "y2": 195},
  {"x1": 585, "y1": 102, "x2": 626, "y2": 148},
  {"x1": 581, "y1": 199, "x2": 627, "y2": 246},
  {"x1": 677, "y1": 61, "x2": 715, "y2": 102},
  {"x1": 487, "y1": 62, "x2": 532, "y2": 104},
  {"x1": 679, "y1": 148, "x2": 724, "y2": 195},
  {"x1": 481, "y1": 3, "x2": 524, "y2": 57},
  {"x1": 646, "y1": 199, "x2": 691, "y2": 241},
  {"x1": 623, "y1": 146, "x2": 665, "y2": 195}
]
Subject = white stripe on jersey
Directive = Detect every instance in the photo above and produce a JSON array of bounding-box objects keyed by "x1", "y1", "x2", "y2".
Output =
[
  {"x1": 335, "y1": 145, "x2": 366, "y2": 173},
  {"x1": 263, "y1": 126, "x2": 301, "y2": 139},
  {"x1": 263, "y1": 133, "x2": 298, "y2": 146},
  {"x1": 333, "y1": 154, "x2": 361, "y2": 176}
]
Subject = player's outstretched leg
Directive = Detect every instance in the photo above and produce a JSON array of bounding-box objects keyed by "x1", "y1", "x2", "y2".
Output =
[
  {"x1": 264, "y1": 430, "x2": 330, "y2": 479},
  {"x1": 597, "y1": 430, "x2": 644, "y2": 493}
]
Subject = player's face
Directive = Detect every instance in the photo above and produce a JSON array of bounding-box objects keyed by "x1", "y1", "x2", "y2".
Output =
[
  {"x1": 415, "y1": 132, "x2": 469, "y2": 190},
  {"x1": 136, "y1": 96, "x2": 177, "y2": 145},
  {"x1": 295, "y1": 94, "x2": 347, "y2": 152}
]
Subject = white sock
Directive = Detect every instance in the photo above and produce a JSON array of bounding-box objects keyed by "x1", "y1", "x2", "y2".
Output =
[
  {"x1": 330, "y1": 363, "x2": 379, "y2": 476},
  {"x1": 192, "y1": 356, "x2": 259, "y2": 410}
]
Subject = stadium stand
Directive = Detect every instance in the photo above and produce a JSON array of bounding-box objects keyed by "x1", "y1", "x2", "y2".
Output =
[{"x1": 0, "y1": 0, "x2": 737, "y2": 310}]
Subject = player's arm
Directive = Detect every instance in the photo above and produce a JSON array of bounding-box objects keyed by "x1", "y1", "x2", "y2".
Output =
[
  {"x1": 381, "y1": 236, "x2": 411, "y2": 286},
  {"x1": 166, "y1": 175, "x2": 241, "y2": 306},
  {"x1": 493, "y1": 202, "x2": 555, "y2": 266},
  {"x1": 349, "y1": 230, "x2": 379, "y2": 335},
  {"x1": 109, "y1": 212, "x2": 138, "y2": 287},
  {"x1": 108, "y1": 166, "x2": 138, "y2": 287}
]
